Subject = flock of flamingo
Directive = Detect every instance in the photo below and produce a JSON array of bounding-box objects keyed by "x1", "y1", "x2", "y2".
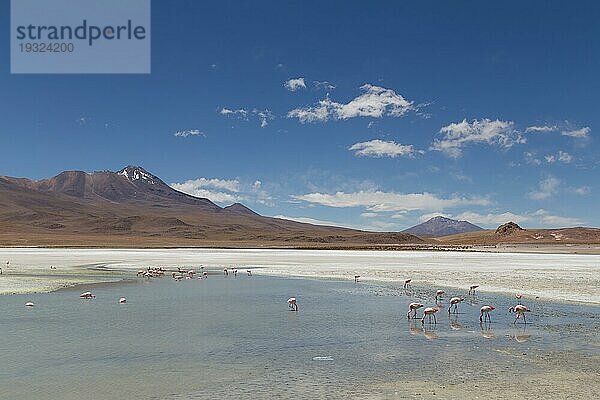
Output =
[{"x1": 16, "y1": 262, "x2": 531, "y2": 327}]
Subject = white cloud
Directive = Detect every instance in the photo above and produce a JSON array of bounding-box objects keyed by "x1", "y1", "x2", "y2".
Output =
[
  {"x1": 220, "y1": 107, "x2": 273, "y2": 128},
  {"x1": 525, "y1": 125, "x2": 558, "y2": 133},
  {"x1": 174, "y1": 129, "x2": 205, "y2": 138},
  {"x1": 287, "y1": 84, "x2": 413, "y2": 123},
  {"x1": 558, "y1": 151, "x2": 573, "y2": 163},
  {"x1": 525, "y1": 152, "x2": 541, "y2": 166},
  {"x1": 220, "y1": 107, "x2": 248, "y2": 118},
  {"x1": 530, "y1": 209, "x2": 585, "y2": 227},
  {"x1": 313, "y1": 80, "x2": 336, "y2": 90},
  {"x1": 273, "y1": 215, "x2": 354, "y2": 229},
  {"x1": 360, "y1": 212, "x2": 380, "y2": 218},
  {"x1": 573, "y1": 186, "x2": 591, "y2": 195},
  {"x1": 451, "y1": 210, "x2": 584, "y2": 228},
  {"x1": 544, "y1": 151, "x2": 572, "y2": 164},
  {"x1": 171, "y1": 177, "x2": 240, "y2": 193},
  {"x1": 528, "y1": 176, "x2": 560, "y2": 200},
  {"x1": 561, "y1": 127, "x2": 591, "y2": 138},
  {"x1": 349, "y1": 139, "x2": 416, "y2": 158},
  {"x1": 292, "y1": 190, "x2": 490, "y2": 213},
  {"x1": 284, "y1": 78, "x2": 306, "y2": 91},
  {"x1": 431, "y1": 119, "x2": 525, "y2": 158}
]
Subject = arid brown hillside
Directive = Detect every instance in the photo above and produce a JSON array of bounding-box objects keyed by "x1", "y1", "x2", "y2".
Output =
[
  {"x1": 0, "y1": 166, "x2": 424, "y2": 248},
  {"x1": 436, "y1": 222, "x2": 600, "y2": 245}
]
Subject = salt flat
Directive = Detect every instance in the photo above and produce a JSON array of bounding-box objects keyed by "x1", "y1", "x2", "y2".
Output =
[{"x1": 1, "y1": 248, "x2": 598, "y2": 304}]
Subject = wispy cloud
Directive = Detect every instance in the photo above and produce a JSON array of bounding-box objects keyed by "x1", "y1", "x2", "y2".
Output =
[
  {"x1": 220, "y1": 107, "x2": 274, "y2": 127},
  {"x1": 525, "y1": 125, "x2": 558, "y2": 133},
  {"x1": 573, "y1": 186, "x2": 591, "y2": 195},
  {"x1": 292, "y1": 190, "x2": 490, "y2": 213},
  {"x1": 174, "y1": 129, "x2": 205, "y2": 138},
  {"x1": 431, "y1": 119, "x2": 525, "y2": 158},
  {"x1": 287, "y1": 84, "x2": 413, "y2": 123},
  {"x1": 528, "y1": 176, "x2": 560, "y2": 200},
  {"x1": 313, "y1": 80, "x2": 336, "y2": 91},
  {"x1": 450, "y1": 209, "x2": 584, "y2": 227},
  {"x1": 284, "y1": 78, "x2": 306, "y2": 91},
  {"x1": 561, "y1": 126, "x2": 591, "y2": 138},
  {"x1": 349, "y1": 139, "x2": 417, "y2": 158},
  {"x1": 544, "y1": 150, "x2": 572, "y2": 164}
]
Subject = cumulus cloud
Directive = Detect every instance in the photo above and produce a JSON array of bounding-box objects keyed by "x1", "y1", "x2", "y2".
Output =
[
  {"x1": 287, "y1": 84, "x2": 413, "y2": 123},
  {"x1": 292, "y1": 190, "x2": 490, "y2": 213},
  {"x1": 284, "y1": 78, "x2": 306, "y2": 91},
  {"x1": 349, "y1": 139, "x2": 417, "y2": 158},
  {"x1": 528, "y1": 176, "x2": 560, "y2": 200},
  {"x1": 174, "y1": 129, "x2": 205, "y2": 138},
  {"x1": 561, "y1": 126, "x2": 591, "y2": 138},
  {"x1": 220, "y1": 107, "x2": 248, "y2": 118},
  {"x1": 545, "y1": 151, "x2": 572, "y2": 164},
  {"x1": 431, "y1": 119, "x2": 525, "y2": 158}
]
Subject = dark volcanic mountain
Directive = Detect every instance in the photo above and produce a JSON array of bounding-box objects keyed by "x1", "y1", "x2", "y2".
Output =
[
  {"x1": 0, "y1": 166, "x2": 424, "y2": 248},
  {"x1": 403, "y1": 216, "x2": 484, "y2": 237}
]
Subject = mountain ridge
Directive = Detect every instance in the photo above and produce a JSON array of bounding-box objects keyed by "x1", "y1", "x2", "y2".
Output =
[{"x1": 404, "y1": 216, "x2": 484, "y2": 237}]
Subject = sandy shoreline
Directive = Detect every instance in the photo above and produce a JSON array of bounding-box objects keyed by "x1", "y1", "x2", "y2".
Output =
[{"x1": 1, "y1": 248, "x2": 599, "y2": 305}]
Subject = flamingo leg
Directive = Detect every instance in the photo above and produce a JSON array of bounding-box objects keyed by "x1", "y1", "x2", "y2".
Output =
[{"x1": 433, "y1": 314, "x2": 437, "y2": 324}]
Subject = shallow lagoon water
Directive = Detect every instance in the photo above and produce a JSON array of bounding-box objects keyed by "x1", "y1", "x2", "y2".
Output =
[{"x1": 1, "y1": 274, "x2": 598, "y2": 399}]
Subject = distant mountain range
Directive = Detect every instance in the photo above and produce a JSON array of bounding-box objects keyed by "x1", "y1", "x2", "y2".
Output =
[
  {"x1": 403, "y1": 216, "x2": 484, "y2": 237},
  {"x1": 0, "y1": 166, "x2": 422, "y2": 247}
]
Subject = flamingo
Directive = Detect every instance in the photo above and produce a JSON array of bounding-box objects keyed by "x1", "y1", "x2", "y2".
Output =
[
  {"x1": 448, "y1": 297, "x2": 464, "y2": 314},
  {"x1": 247, "y1": 270, "x2": 252, "y2": 277},
  {"x1": 224, "y1": 268, "x2": 228, "y2": 276},
  {"x1": 25, "y1": 302, "x2": 35, "y2": 307},
  {"x1": 287, "y1": 297, "x2": 298, "y2": 311},
  {"x1": 118, "y1": 297, "x2": 126, "y2": 304},
  {"x1": 203, "y1": 271, "x2": 208, "y2": 278},
  {"x1": 509, "y1": 304, "x2": 530, "y2": 324},
  {"x1": 79, "y1": 291, "x2": 95, "y2": 299},
  {"x1": 403, "y1": 279, "x2": 412, "y2": 289},
  {"x1": 468, "y1": 285, "x2": 479, "y2": 295},
  {"x1": 479, "y1": 305, "x2": 495, "y2": 322},
  {"x1": 406, "y1": 302, "x2": 424, "y2": 319},
  {"x1": 435, "y1": 290, "x2": 445, "y2": 301},
  {"x1": 421, "y1": 307, "x2": 439, "y2": 324},
  {"x1": 354, "y1": 275, "x2": 360, "y2": 282}
]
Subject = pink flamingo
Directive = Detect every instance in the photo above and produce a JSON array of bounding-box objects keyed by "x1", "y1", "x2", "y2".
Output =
[
  {"x1": 421, "y1": 307, "x2": 439, "y2": 324},
  {"x1": 468, "y1": 285, "x2": 479, "y2": 295},
  {"x1": 118, "y1": 297, "x2": 126, "y2": 304},
  {"x1": 479, "y1": 305, "x2": 495, "y2": 322},
  {"x1": 448, "y1": 297, "x2": 464, "y2": 314},
  {"x1": 79, "y1": 291, "x2": 95, "y2": 299},
  {"x1": 407, "y1": 302, "x2": 424, "y2": 319},
  {"x1": 354, "y1": 275, "x2": 360, "y2": 282},
  {"x1": 435, "y1": 290, "x2": 445, "y2": 301},
  {"x1": 403, "y1": 279, "x2": 412, "y2": 289},
  {"x1": 509, "y1": 304, "x2": 530, "y2": 324}
]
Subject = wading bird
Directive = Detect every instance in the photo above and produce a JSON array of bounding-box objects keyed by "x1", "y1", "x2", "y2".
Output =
[
  {"x1": 406, "y1": 302, "x2": 424, "y2": 319},
  {"x1": 421, "y1": 307, "x2": 439, "y2": 324},
  {"x1": 403, "y1": 279, "x2": 412, "y2": 289},
  {"x1": 354, "y1": 275, "x2": 360, "y2": 283},
  {"x1": 435, "y1": 290, "x2": 445, "y2": 301},
  {"x1": 118, "y1": 297, "x2": 126, "y2": 304},
  {"x1": 448, "y1": 297, "x2": 465, "y2": 314},
  {"x1": 25, "y1": 302, "x2": 35, "y2": 307},
  {"x1": 247, "y1": 270, "x2": 252, "y2": 277},
  {"x1": 509, "y1": 304, "x2": 530, "y2": 324},
  {"x1": 79, "y1": 291, "x2": 95, "y2": 299},
  {"x1": 468, "y1": 285, "x2": 479, "y2": 295},
  {"x1": 287, "y1": 297, "x2": 298, "y2": 311},
  {"x1": 479, "y1": 305, "x2": 495, "y2": 322}
]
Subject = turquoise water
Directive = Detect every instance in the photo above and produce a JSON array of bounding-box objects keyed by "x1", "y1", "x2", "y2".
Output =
[{"x1": 0, "y1": 274, "x2": 598, "y2": 399}]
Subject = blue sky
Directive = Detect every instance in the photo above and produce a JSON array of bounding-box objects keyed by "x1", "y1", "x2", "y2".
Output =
[{"x1": 1, "y1": 1, "x2": 599, "y2": 230}]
